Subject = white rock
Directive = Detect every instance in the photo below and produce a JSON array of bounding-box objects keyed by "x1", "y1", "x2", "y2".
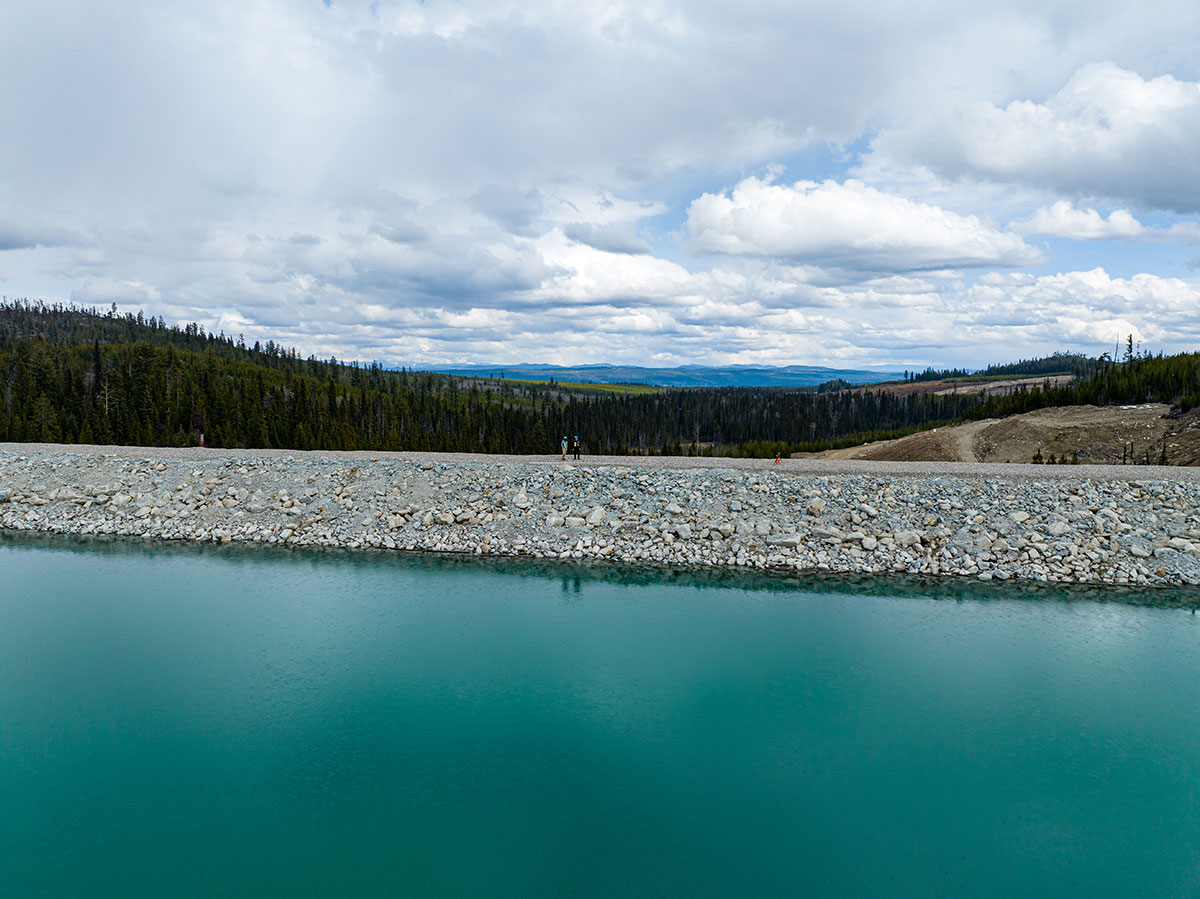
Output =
[{"x1": 767, "y1": 533, "x2": 804, "y2": 547}]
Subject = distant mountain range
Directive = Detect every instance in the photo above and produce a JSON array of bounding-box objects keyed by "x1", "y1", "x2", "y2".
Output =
[{"x1": 421, "y1": 363, "x2": 904, "y2": 388}]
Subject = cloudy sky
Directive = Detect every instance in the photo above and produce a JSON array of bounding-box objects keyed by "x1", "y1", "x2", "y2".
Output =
[{"x1": 3, "y1": 0, "x2": 1200, "y2": 369}]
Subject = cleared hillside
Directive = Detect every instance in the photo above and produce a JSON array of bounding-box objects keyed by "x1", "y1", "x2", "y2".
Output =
[{"x1": 801, "y1": 404, "x2": 1200, "y2": 466}]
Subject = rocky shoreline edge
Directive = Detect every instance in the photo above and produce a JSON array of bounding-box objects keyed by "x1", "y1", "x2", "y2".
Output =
[{"x1": 2, "y1": 445, "x2": 1199, "y2": 588}]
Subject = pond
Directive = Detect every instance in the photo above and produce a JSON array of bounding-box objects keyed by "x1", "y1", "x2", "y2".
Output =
[{"x1": 2, "y1": 535, "x2": 1198, "y2": 896}]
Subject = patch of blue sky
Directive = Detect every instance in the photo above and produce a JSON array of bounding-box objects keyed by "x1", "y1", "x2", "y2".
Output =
[
  {"x1": 1025, "y1": 237, "x2": 1200, "y2": 280},
  {"x1": 634, "y1": 140, "x2": 865, "y2": 265}
]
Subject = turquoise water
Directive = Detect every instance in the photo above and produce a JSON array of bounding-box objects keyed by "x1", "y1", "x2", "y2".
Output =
[{"x1": 2, "y1": 536, "x2": 1199, "y2": 897}]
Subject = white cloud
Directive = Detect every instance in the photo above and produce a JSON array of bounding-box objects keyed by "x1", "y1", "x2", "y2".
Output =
[
  {"x1": 1011, "y1": 200, "x2": 1200, "y2": 243},
  {"x1": 1012, "y1": 202, "x2": 1144, "y2": 240},
  {"x1": 685, "y1": 177, "x2": 1042, "y2": 270},
  {"x1": 71, "y1": 280, "x2": 162, "y2": 307},
  {"x1": 873, "y1": 63, "x2": 1200, "y2": 212},
  {"x1": 3, "y1": 2, "x2": 1200, "y2": 368}
]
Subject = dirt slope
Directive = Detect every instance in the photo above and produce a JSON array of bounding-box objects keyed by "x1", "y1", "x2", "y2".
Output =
[{"x1": 799, "y1": 404, "x2": 1200, "y2": 465}]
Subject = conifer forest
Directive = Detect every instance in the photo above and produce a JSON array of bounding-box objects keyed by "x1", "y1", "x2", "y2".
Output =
[{"x1": 2, "y1": 301, "x2": 1197, "y2": 457}]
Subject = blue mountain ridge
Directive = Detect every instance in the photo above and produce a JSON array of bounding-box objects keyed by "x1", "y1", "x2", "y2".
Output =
[{"x1": 419, "y1": 363, "x2": 903, "y2": 388}]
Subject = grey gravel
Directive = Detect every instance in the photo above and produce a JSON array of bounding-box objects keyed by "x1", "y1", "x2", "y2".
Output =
[{"x1": 2, "y1": 442, "x2": 1199, "y2": 587}]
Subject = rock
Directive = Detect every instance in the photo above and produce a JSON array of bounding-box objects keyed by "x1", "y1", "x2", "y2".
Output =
[
  {"x1": 767, "y1": 533, "x2": 804, "y2": 547},
  {"x1": 2, "y1": 447, "x2": 1198, "y2": 589}
]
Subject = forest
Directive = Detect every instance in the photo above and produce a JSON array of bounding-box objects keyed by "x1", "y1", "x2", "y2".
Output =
[{"x1": 1, "y1": 300, "x2": 1196, "y2": 457}]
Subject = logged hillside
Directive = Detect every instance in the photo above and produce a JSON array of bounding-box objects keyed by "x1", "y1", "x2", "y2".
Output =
[{"x1": 804, "y1": 404, "x2": 1200, "y2": 466}]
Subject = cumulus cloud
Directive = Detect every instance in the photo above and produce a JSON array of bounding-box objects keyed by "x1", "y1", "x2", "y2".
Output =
[
  {"x1": 873, "y1": 63, "x2": 1200, "y2": 213},
  {"x1": 562, "y1": 223, "x2": 652, "y2": 255},
  {"x1": 2, "y1": 1, "x2": 1200, "y2": 367},
  {"x1": 954, "y1": 268, "x2": 1200, "y2": 349},
  {"x1": 685, "y1": 177, "x2": 1042, "y2": 270},
  {"x1": 71, "y1": 280, "x2": 162, "y2": 307},
  {"x1": 1011, "y1": 200, "x2": 1200, "y2": 243}
]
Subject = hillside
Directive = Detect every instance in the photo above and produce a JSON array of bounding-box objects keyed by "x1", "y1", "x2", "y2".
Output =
[
  {"x1": 428, "y1": 362, "x2": 902, "y2": 387},
  {"x1": 804, "y1": 404, "x2": 1200, "y2": 466},
  {"x1": 3, "y1": 301, "x2": 1198, "y2": 460},
  {"x1": 0, "y1": 301, "x2": 983, "y2": 454}
]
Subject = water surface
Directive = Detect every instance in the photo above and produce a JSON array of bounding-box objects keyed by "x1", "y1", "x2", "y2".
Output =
[{"x1": 2, "y1": 535, "x2": 1199, "y2": 896}]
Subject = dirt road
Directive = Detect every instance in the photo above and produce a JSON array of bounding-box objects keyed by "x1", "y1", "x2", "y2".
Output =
[{"x1": 798, "y1": 404, "x2": 1200, "y2": 466}]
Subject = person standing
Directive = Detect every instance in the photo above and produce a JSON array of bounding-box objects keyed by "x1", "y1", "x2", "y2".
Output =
[
  {"x1": 571, "y1": 435, "x2": 581, "y2": 460},
  {"x1": 560, "y1": 436, "x2": 568, "y2": 460}
]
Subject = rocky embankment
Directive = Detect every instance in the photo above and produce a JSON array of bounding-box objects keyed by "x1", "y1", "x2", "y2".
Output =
[{"x1": 2, "y1": 445, "x2": 1200, "y2": 587}]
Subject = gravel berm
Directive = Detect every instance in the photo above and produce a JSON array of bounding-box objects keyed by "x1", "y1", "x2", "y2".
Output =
[{"x1": 3, "y1": 442, "x2": 1199, "y2": 587}]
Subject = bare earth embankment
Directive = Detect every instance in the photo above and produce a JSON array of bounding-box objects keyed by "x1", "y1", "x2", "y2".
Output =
[
  {"x1": 806, "y1": 404, "x2": 1200, "y2": 465},
  {"x1": 3, "y1": 442, "x2": 1200, "y2": 588}
]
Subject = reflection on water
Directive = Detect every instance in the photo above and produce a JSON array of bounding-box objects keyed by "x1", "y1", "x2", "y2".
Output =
[
  {"x1": 2, "y1": 531, "x2": 1199, "y2": 897},
  {"x1": 4, "y1": 529, "x2": 1198, "y2": 608}
]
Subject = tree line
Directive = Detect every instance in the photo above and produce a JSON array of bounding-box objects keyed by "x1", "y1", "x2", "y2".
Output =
[
  {"x1": 0, "y1": 300, "x2": 994, "y2": 455},
  {"x1": 2, "y1": 300, "x2": 1196, "y2": 457},
  {"x1": 968, "y1": 350, "x2": 1200, "y2": 420}
]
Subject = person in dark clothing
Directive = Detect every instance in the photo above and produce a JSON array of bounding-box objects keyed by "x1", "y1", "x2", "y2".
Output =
[{"x1": 571, "y1": 435, "x2": 581, "y2": 460}]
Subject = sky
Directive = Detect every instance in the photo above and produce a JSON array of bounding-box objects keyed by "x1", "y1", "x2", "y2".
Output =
[{"x1": 2, "y1": 0, "x2": 1200, "y2": 370}]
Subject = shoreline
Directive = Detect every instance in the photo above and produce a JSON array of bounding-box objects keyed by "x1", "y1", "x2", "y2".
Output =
[{"x1": 2, "y1": 443, "x2": 1199, "y2": 587}]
